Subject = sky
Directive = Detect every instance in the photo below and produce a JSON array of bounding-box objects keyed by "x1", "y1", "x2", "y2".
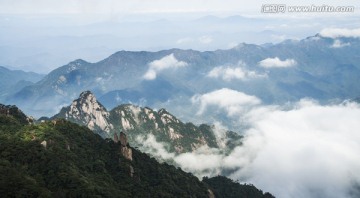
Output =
[
  {"x1": 0, "y1": 0, "x2": 359, "y2": 15},
  {"x1": 0, "y1": 0, "x2": 359, "y2": 73}
]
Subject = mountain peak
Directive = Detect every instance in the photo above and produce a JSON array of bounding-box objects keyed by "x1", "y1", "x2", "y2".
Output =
[
  {"x1": 158, "y1": 108, "x2": 168, "y2": 115},
  {"x1": 79, "y1": 90, "x2": 95, "y2": 99},
  {"x1": 70, "y1": 59, "x2": 89, "y2": 65},
  {"x1": 53, "y1": 91, "x2": 113, "y2": 137}
]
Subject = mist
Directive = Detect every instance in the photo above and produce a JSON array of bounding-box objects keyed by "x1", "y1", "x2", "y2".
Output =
[{"x1": 139, "y1": 95, "x2": 360, "y2": 198}]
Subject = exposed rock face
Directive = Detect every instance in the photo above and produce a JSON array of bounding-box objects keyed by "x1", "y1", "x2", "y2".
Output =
[
  {"x1": 208, "y1": 189, "x2": 215, "y2": 198},
  {"x1": 53, "y1": 91, "x2": 113, "y2": 138},
  {"x1": 41, "y1": 140, "x2": 47, "y2": 148},
  {"x1": 114, "y1": 131, "x2": 133, "y2": 161},
  {"x1": 111, "y1": 104, "x2": 242, "y2": 154},
  {"x1": 121, "y1": 147, "x2": 133, "y2": 161},
  {"x1": 114, "y1": 132, "x2": 119, "y2": 143},
  {"x1": 120, "y1": 132, "x2": 128, "y2": 146},
  {"x1": 54, "y1": 91, "x2": 243, "y2": 155},
  {"x1": 0, "y1": 104, "x2": 33, "y2": 124},
  {"x1": 129, "y1": 165, "x2": 134, "y2": 177}
]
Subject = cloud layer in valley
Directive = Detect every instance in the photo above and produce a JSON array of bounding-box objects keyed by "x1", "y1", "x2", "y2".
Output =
[
  {"x1": 141, "y1": 88, "x2": 360, "y2": 198},
  {"x1": 143, "y1": 53, "x2": 188, "y2": 80},
  {"x1": 258, "y1": 57, "x2": 297, "y2": 68},
  {"x1": 207, "y1": 62, "x2": 267, "y2": 81},
  {"x1": 320, "y1": 28, "x2": 360, "y2": 39},
  {"x1": 191, "y1": 88, "x2": 261, "y2": 116},
  {"x1": 331, "y1": 39, "x2": 351, "y2": 48}
]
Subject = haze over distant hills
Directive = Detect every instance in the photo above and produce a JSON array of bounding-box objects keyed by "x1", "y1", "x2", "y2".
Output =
[
  {"x1": 1, "y1": 14, "x2": 359, "y2": 73},
  {"x1": 0, "y1": 66, "x2": 43, "y2": 102},
  {"x1": 2, "y1": 33, "x2": 360, "y2": 126}
]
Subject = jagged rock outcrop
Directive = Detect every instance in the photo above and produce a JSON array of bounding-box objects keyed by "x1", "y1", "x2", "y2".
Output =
[
  {"x1": 54, "y1": 91, "x2": 243, "y2": 155},
  {"x1": 113, "y1": 131, "x2": 133, "y2": 161},
  {"x1": 114, "y1": 132, "x2": 119, "y2": 143},
  {"x1": 120, "y1": 132, "x2": 133, "y2": 161},
  {"x1": 120, "y1": 132, "x2": 128, "y2": 147},
  {"x1": 208, "y1": 189, "x2": 215, "y2": 198},
  {"x1": 110, "y1": 104, "x2": 242, "y2": 153},
  {"x1": 53, "y1": 91, "x2": 113, "y2": 138},
  {"x1": 129, "y1": 165, "x2": 134, "y2": 178}
]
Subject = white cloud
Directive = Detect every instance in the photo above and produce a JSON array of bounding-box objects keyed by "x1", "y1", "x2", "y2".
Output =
[
  {"x1": 176, "y1": 37, "x2": 193, "y2": 44},
  {"x1": 271, "y1": 34, "x2": 300, "y2": 42},
  {"x1": 143, "y1": 69, "x2": 157, "y2": 80},
  {"x1": 233, "y1": 100, "x2": 360, "y2": 198},
  {"x1": 207, "y1": 62, "x2": 267, "y2": 81},
  {"x1": 320, "y1": 28, "x2": 360, "y2": 39},
  {"x1": 211, "y1": 122, "x2": 229, "y2": 149},
  {"x1": 258, "y1": 57, "x2": 296, "y2": 68},
  {"x1": 199, "y1": 35, "x2": 213, "y2": 44},
  {"x1": 176, "y1": 99, "x2": 360, "y2": 198},
  {"x1": 331, "y1": 39, "x2": 351, "y2": 48},
  {"x1": 208, "y1": 67, "x2": 246, "y2": 80},
  {"x1": 175, "y1": 146, "x2": 223, "y2": 176},
  {"x1": 191, "y1": 88, "x2": 261, "y2": 116},
  {"x1": 136, "y1": 134, "x2": 175, "y2": 160},
  {"x1": 143, "y1": 53, "x2": 187, "y2": 80}
]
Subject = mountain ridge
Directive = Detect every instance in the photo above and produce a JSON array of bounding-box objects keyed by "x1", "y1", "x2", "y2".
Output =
[
  {"x1": 4, "y1": 34, "x2": 360, "y2": 123},
  {"x1": 53, "y1": 91, "x2": 242, "y2": 155}
]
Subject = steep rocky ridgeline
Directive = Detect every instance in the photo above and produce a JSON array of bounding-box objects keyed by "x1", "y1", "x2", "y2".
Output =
[{"x1": 53, "y1": 91, "x2": 243, "y2": 154}]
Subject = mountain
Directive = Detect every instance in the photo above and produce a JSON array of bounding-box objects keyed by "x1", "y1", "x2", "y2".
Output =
[
  {"x1": 54, "y1": 91, "x2": 113, "y2": 138},
  {"x1": 0, "y1": 104, "x2": 274, "y2": 197},
  {"x1": 0, "y1": 104, "x2": 33, "y2": 125},
  {"x1": 0, "y1": 66, "x2": 44, "y2": 102},
  {"x1": 53, "y1": 91, "x2": 242, "y2": 154},
  {"x1": 7, "y1": 34, "x2": 360, "y2": 121}
]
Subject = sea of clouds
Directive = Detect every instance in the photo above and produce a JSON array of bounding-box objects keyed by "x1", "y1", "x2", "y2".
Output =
[{"x1": 138, "y1": 88, "x2": 360, "y2": 198}]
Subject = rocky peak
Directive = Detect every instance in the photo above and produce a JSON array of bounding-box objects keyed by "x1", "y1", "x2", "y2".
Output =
[
  {"x1": 53, "y1": 91, "x2": 113, "y2": 138},
  {"x1": 158, "y1": 108, "x2": 180, "y2": 125},
  {"x1": 157, "y1": 108, "x2": 168, "y2": 115},
  {"x1": 79, "y1": 90, "x2": 93, "y2": 98}
]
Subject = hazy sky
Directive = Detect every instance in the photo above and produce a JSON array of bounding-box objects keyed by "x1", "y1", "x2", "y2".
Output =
[
  {"x1": 1, "y1": 0, "x2": 359, "y2": 18},
  {"x1": 0, "y1": 0, "x2": 359, "y2": 72}
]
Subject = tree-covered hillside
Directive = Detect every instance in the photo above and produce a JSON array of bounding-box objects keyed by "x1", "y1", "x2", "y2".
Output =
[{"x1": 0, "y1": 104, "x2": 274, "y2": 197}]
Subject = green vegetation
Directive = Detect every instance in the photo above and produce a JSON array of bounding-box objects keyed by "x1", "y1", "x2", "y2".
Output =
[
  {"x1": 0, "y1": 104, "x2": 274, "y2": 197},
  {"x1": 203, "y1": 176, "x2": 275, "y2": 198}
]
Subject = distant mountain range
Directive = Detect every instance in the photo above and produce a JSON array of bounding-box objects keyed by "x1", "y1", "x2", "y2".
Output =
[
  {"x1": 53, "y1": 91, "x2": 242, "y2": 156},
  {"x1": 2, "y1": 34, "x2": 360, "y2": 124},
  {"x1": 0, "y1": 66, "x2": 43, "y2": 102}
]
